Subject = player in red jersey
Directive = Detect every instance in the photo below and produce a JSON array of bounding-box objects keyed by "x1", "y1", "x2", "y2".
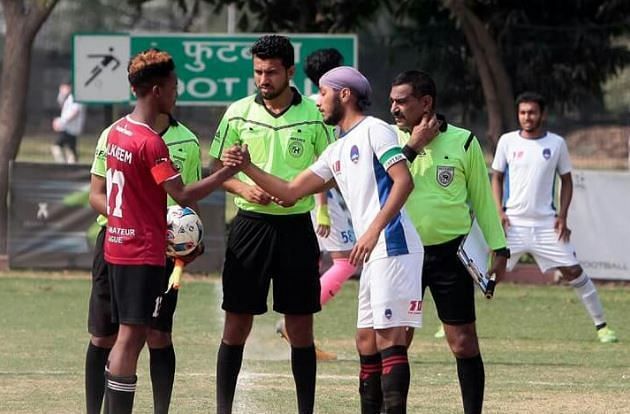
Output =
[{"x1": 101, "y1": 49, "x2": 240, "y2": 414}]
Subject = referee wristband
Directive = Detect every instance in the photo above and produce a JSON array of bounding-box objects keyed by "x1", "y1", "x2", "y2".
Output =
[
  {"x1": 402, "y1": 145, "x2": 418, "y2": 162},
  {"x1": 494, "y1": 248, "x2": 511, "y2": 258}
]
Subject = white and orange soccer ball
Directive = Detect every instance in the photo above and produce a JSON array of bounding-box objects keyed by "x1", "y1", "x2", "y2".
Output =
[{"x1": 166, "y1": 206, "x2": 204, "y2": 257}]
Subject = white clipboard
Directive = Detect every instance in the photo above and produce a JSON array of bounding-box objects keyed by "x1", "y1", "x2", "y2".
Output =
[{"x1": 457, "y1": 219, "x2": 496, "y2": 299}]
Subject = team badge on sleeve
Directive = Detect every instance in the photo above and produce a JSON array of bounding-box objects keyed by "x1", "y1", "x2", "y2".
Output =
[{"x1": 437, "y1": 165, "x2": 454, "y2": 187}]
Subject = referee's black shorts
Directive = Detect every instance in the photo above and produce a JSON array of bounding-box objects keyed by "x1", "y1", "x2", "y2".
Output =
[
  {"x1": 221, "y1": 210, "x2": 321, "y2": 315},
  {"x1": 422, "y1": 236, "x2": 476, "y2": 325},
  {"x1": 87, "y1": 226, "x2": 178, "y2": 336}
]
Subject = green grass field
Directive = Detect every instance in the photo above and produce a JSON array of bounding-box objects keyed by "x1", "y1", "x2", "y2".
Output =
[{"x1": 1, "y1": 272, "x2": 628, "y2": 413}]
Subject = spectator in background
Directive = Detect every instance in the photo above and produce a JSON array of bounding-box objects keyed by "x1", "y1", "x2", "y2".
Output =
[{"x1": 52, "y1": 81, "x2": 86, "y2": 163}]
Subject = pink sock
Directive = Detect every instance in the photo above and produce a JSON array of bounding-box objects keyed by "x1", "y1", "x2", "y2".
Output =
[{"x1": 320, "y1": 258, "x2": 357, "y2": 305}]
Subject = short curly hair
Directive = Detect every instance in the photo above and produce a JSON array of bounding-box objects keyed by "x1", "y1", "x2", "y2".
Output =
[
  {"x1": 250, "y1": 35, "x2": 294, "y2": 69},
  {"x1": 127, "y1": 49, "x2": 175, "y2": 96},
  {"x1": 304, "y1": 48, "x2": 344, "y2": 85}
]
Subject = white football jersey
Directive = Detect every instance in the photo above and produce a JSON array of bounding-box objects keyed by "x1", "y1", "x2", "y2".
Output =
[
  {"x1": 492, "y1": 130, "x2": 572, "y2": 226},
  {"x1": 309, "y1": 116, "x2": 423, "y2": 262},
  {"x1": 311, "y1": 187, "x2": 356, "y2": 252}
]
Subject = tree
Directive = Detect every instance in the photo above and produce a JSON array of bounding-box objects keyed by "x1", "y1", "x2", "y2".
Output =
[
  {"x1": 198, "y1": 0, "x2": 382, "y2": 32},
  {"x1": 0, "y1": 0, "x2": 60, "y2": 257},
  {"x1": 391, "y1": 0, "x2": 630, "y2": 146},
  {"x1": 442, "y1": 0, "x2": 516, "y2": 147}
]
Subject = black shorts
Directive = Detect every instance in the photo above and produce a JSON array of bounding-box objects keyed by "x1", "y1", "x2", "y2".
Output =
[
  {"x1": 55, "y1": 131, "x2": 77, "y2": 153},
  {"x1": 422, "y1": 236, "x2": 476, "y2": 325},
  {"x1": 87, "y1": 227, "x2": 177, "y2": 336},
  {"x1": 222, "y1": 210, "x2": 321, "y2": 315}
]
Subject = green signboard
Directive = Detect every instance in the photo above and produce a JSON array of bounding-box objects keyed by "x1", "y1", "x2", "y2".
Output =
[
  {"x1": 74, "y1": 33, "x2": 357, "y2": 105},
  {"x1": 131, "y1": 34, "x2": 356, "y2": 105}
]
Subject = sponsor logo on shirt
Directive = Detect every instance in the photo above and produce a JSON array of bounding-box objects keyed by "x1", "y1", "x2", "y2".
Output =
[
  {"x1": 512, "y1": 150, "x2": 524, "y2": 160},
  {"x1": 542, "y1": 148, "x2": 551, "y2": 160},
  {"x1": 350, "y1": 145, "x2": 360, "y2": 163},
  {"x1": 408, "y1": 300, "x2": 422, "y2": 315},
  {"x1": 333, "y1": 160, "x2": 341, "y2": 173},
  {"x1": 115, "y1": 125, "x2": 132, "y2": 137},
  {"x1": 95, "y1": 148, "x2": 107, "y2": 161},
  {"x1": 436, "y1": 165, "x2": 454, "y2": 187}
]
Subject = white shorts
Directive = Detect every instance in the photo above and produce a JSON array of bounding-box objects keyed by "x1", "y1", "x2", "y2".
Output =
[
  {"x1": 357, "y1": 253, "x2": 423, "y2": 330},
  {"x1": 506, "y1": 225, "x2": 579, "y2": 272},
  {"x1": 311, "y1": 188, "x2": 356, "y2": 252}
]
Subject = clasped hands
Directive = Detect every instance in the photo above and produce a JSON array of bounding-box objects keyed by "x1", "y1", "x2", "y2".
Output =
[{"x1": 221, "y1": 144, "x2": 294, "y2": 207}]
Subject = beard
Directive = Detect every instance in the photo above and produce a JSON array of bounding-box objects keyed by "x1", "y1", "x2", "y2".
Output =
[
  {"x1": 258, "y1": 78, "x2": 289, "y2": 100},
  {"x1": 522, "y1": 118, "x2": 542, "y2": 132},
  {"x1": 323, "y1": 95, "x2": 344, "y2": 125}
]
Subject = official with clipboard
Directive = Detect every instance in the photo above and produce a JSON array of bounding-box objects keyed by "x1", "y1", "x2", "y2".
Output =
[
  {"x1": 392, "y1": 70, "x2": 509, "y2": 414},
  {"x1": 457, "y1": 219, "x2": 507, "y2": 299}
]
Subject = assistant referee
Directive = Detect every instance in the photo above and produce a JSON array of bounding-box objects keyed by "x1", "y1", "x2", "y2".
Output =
[
  {"x1": 390, "y1": 70, "x2": 509, "y2": 414},
  {"x1": 209, "y1": 35, "x2": 333, "y2": 414}
]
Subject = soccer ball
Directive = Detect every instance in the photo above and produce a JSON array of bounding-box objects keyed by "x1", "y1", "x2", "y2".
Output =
[{"x1": 166, "y1": 206, "x2": 204, "y2": 257}]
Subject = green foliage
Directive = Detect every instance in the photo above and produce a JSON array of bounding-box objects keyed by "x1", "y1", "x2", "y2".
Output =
[
  {"x1": 391, "y1": 0, "x2": 630, "y2": 116},
  {"x1": 388, "y1": 1, "x2": 485, "y2": 117},
  {"x1": 202, "y1": 0, "x2": 382, "y2": 32}
]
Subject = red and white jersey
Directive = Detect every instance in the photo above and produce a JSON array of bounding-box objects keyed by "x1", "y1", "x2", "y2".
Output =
[{"x1": 104, "y1": 116, "x2": 180, "y2": 266}]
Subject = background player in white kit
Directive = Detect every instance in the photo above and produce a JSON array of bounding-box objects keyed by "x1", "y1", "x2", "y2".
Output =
[
  {"x1": 491, "y1": 91, "x2": 617, "y2": 344},
  {"x1": 275, "y1": 49, "x2": 358, "y2": 361},
  {"x1": 304, "y1": 49, "x2": 358, "y2": 306},
  {"x1": 224, "y1": 66, "x2": 423, "y2": 414}
]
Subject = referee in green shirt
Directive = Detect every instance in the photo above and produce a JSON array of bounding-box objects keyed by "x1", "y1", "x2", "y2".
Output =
[
  {"x1": 85, "y1": 114, "x2": 202, "y2": 414},
  {"x1": 390, "y1": 70, "x2": 509, "y2": 414},
  {"x1": 209, "y1": 35, "x2": 332, "y2": 414}
]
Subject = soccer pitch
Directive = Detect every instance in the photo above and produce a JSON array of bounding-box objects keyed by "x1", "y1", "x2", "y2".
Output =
[{"x1": 0, "y1": 272, "x2": 628, "y2": 413}]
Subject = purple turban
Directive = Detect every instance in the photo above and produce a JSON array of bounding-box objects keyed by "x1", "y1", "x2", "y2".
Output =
[{"x1": 319, "y1": 66, "x2": 372, "y2": 99}]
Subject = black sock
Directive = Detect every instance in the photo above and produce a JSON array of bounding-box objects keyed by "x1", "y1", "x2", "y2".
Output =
[
  {"x1": 216, "y1": 342, "x2": 244, "y2": 414},
  {"x1": 291, "y1": 344, "x2": 316, "y2": 414},
  {"x1": 104, "y1": 371, "x2": 137, "y2": 414},
  {"x1": 456, "y1": 354, "x2": 485, "y2": 414},
  {"x1": 380, "y1": 345, "x2": 409, "y2": 414},
  {"x1": 85, "y1": 342, "x2": 111, "y2": 414},
  {"x1": 359, "y1": 353, "x2": 382, "y2": 414},
  {"x1": 149, "y1": 345, "x2": 176, "y2": 414},
  {"x1": 596, "y1": 322, "x2": 607, "y2": 330}
]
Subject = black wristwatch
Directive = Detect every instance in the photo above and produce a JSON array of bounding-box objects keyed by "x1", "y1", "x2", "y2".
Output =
[{"x1": 494, "y1": 248, "x2": 510, "y2": 258}]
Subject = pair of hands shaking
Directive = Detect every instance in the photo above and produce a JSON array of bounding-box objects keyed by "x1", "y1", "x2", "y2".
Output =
[{"x1": 222, "y1": 143, "x2": 251, "y2": 170}]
